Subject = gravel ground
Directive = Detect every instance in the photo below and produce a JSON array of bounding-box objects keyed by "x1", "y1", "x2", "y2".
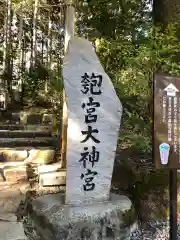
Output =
[
  {"x1": 24, "y1": 215, "x2": 180, "y2": 240},
  {"x1": 130, "y1": 220, "x2": 180, "y2": 240}
]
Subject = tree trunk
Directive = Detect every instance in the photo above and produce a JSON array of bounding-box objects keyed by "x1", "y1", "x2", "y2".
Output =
[
  {"x1": 2, "y1": 1, "x2": 8, "y2": 87},
  {"x1": 3, "y1": 0, "x2": 12, "y2": 106},
  {"x1": 30, "y1": 0, "x2": 38, "y2": 69},
  {"x1": 1, "y1": 2, "x2": 8, "y2": 109},
  {"x1": 15, "y1": 5, "x2": 23, "y2": 103},
  {"x1": 20, "y1": 37, "x2": 25, "y2": 105},
  {"x1": 61, "y1": 2, "x2": 75, "y2": 168},
  {"x1": 45, "y1": 12, "x2": 52, "y2": 92},
  {"x1": 153, "y1": 0, "x2": 180, "y2": 26}
]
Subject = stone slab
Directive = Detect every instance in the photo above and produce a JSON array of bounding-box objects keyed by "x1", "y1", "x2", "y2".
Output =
[
  {"x1": 0, "y1": 221, "x2": 27, "y2": 240},
  {"x1": 0, "y1": 162, "x2": 26, "y2": 169},
  {"x1": 0, "y1": 182, "x2": 27, "y2": 213},
  {"x1": 39, "y1": 171, "x2": 66, "y2": 186},
  {"x1": 25, "y1": 149, "x2": 55, "y2": 164},
  {"x1": 27, "y1": 193, "x2": 132, "y2": 240},
  {"x1": 38, "y1": 163, "x2": 63, "y2": 174},
  {"x1": 4, "y1": 166, "x2": 27, "y2": 183},
  {"x1": 0, "y1": 150, "x2": 28, "y2": 162},
  {"x1": 42, "y1": 114, "x2": 53, "y2": 124},
  {"x1": 63, "y1": 36, "x2": 122, "y2": 204},
  {"x1": 0, "y1": 137, "x2": 56, "y2": 148}
]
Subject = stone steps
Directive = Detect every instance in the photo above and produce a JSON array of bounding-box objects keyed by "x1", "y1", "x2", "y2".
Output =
[
  {"x1": 0, "y1": 147, "x2": 57, "y2": 164},
  {"x1": 0, "y1": 124, "x2": 52, "y2": 131},
  {"x1": 0, "y1": 137, "x2": 57, "y2": 148},
  {"x1": 0, "y1": 148, "x2": 60, "y2": 182},
  {"x1": 0, "y1": 130, "x2": 52, "y2": 138},
  {"x1": 0, "y1": 110, "x2": 61, "y2": 187},
  {"x1": 38, "y1": 164, "x2": 66, "y2": 186},
  {"x1": 0, "y1": 111, "x2": 54, "y2": 125},
  {"x1": 0, "y1": 163, "x2": 65, "y2": 187}
]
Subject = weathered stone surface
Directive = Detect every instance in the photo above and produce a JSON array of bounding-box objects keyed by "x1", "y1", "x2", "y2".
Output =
[
  {"x1": 27, "y1": 193, "x2": 132, "y2": 240},
  {"x1": 39, "y1": 170, "x2": 66, "y2": 186},
  {"x1": 42, "y1": 114, "x2": 53, "y2": 124},
  {"x1": 12, "y1": 112, "x2": 20, "y2": 122},
  {"x1": 63, "y1": 36, "x2": 122, "y2": 205},
  {"x1": 0, "y1": 149, "x2": 28, "y2": 162},
  {"x1": 27, "y1": 114, "x2": 42, "y2": 125},
  {"x1": 20, "y1": 112, "x2": 28, "y2": 124},
  {"x1": 0, "y1": 124, "x2": 52, "y2": 131},
  {"x1": 0, "y1": 137, "x2": 56, "y2": 148},
  {"x1": 0, "y1": 161, "x2": 26, "y2": 169},
  {"x1": 38, "y1": 163, "x2": 63, "y2": 174},
  {"x1": 4, "y1": 166, "x2": 27, "y2": 183},
  {"x1": 26, "y1": 149, "x2": 55, "y2": 164},
  {"x1": 0, "y1": 220, "x2": 27, "y2": 240},
  {"x1": 0, "y1": 182, "x2": 27, "y2": 213},
  {"x1": 20, "y1": 112, "x2": 42, "y2": 125}
]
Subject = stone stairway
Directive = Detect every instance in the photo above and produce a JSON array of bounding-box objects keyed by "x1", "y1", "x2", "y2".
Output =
[
  {"x1": 0, "y1": 110, "x2": 64, "y2": 186},
  {"x1": 0, "y1": 111, "x2": 57, "y2": 148},
  {"x1": 0, "y1": 110, "x2": 65, "y2": 240}
]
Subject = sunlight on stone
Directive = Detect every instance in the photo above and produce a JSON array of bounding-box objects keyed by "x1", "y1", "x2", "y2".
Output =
[{"x1": 67, "y1": 118, "x2": 82, "y2": 142}]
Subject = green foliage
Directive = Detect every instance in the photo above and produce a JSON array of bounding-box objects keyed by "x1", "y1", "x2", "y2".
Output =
[
  {"x1": 94, "y1": 24, "x2": 180, "y2": 154},
  {"x1": 2, "y1": 0, "x2": 180, "y2": 158}
]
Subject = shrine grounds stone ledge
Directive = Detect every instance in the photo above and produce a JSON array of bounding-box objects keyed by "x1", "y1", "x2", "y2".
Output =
[{"x1": 24, "y1": 193, "x2": 135, "y2": 240}]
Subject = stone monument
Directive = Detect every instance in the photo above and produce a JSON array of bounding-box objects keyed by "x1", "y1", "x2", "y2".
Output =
[
  {"x1": 63, "y1": 36, "x2": 122, "y2": 205},
  {"x1": 24, "y1": 37, "x2": 134, "y2": 240}
]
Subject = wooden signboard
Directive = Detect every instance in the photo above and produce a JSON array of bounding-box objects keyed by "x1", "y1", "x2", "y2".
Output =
[{"x1": 154, "y1": 73, "x2": 180, "y2": 169}]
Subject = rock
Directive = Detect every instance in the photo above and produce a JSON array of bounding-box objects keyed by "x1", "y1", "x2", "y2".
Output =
[
  {"x1": 0, "y1": 182, "x2": 26, "y2": 213},
  {"x1": 0, "y1": 161, "x2": 26, "y2": 169},
  {"x1": 26, "y1": 193, "x2": 133, "y2": 240},
  {"x1": 38, "y1": 163, "x2": 62, "y2": 174},
  {"x1": 63, "y1": 36, "x2": 122, "y2": 205},
  {"x1": 27, "y1": 114, "x2": 42, "y2": 125},
  {"x1": 39, "y1": 170, "x2": 66, "y2": 186},
  {"x1": 42, "y1": 114, "x2": 53, "y2": 124},
  {"x1": 20, "y1": 112, "x2": 28, "y2": 124},
  {"x1": 20, "y1": 112, "x2": 43, "y2": 125},
  {"x1": 0, "y1": 212, "x2": 17, "y2": 221},
  {"x1": 19, "y1": 183, "x2": 31, "y2": 194},
  {"x1": 4, "y1": 166, "x2": 27, "y2": 183},
  {"x1": 12, "y1": 112, "x2": 20, "y2": 123},
  {"x1": 0, "y1": 149, "x2": 28, "y2": 162},
  {"x1": 26, "y1": 149, "x2": 55, "y2": 164}
]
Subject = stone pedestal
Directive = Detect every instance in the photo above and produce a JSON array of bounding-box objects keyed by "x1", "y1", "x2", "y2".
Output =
[{"x1": 25, "y1": 193, "x2": 133, "y2": 240}]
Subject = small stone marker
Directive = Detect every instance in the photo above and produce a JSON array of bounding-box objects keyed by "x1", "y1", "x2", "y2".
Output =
[{"x1": 63, "y1": 36, "x2": 122, "y2": 204}]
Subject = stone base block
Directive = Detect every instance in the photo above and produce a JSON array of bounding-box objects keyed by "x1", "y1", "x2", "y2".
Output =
[
  {"x1": 0, "y1": 149, "x2": 28, "y2": 162},
  {"x1": 26, "y1": 193, "x2": 133, "y2": 240},
  {"x1": 26, "y1": 149, "x2": 55, "y2": 164},
  {"x1": 4, "y1": 166, "x2": 27, "y2": 183},
  {"x1": 39, "y1": 170, "x2": 66, "y2": 186}
]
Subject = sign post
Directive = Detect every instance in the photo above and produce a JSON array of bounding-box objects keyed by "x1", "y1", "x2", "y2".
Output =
[
  {"x1": 169, "y1": 169, "x2": 177, "y2": 240},
  {"x1": 153, "y1": 73, "x2": 179, "y2": 240}
]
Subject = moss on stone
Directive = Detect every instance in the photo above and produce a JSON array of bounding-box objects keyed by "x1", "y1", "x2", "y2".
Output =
[{"x1": 121, "y1": 205, "x2": 137, "y2": 227}]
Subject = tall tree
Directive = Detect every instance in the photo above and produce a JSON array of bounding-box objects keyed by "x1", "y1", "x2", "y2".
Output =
[
  {"x1": 61, "y1": 1, "x2": 75, "y2": 168},
  {"x1": 153, "y1": 0, "x2": 180, "y2": 26},
  {"x1": 15, "y1": 3, "x2": 23, "y2": 102},
  {"x1": 3, "y1": 0, "x2": 12, "y2": 104},
  {"x1": 45, "y1": 10, "x2": 52, "y2": 92},
  {"x1": 30, "y1": 0, "x2": 38, "y2": 68}
]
